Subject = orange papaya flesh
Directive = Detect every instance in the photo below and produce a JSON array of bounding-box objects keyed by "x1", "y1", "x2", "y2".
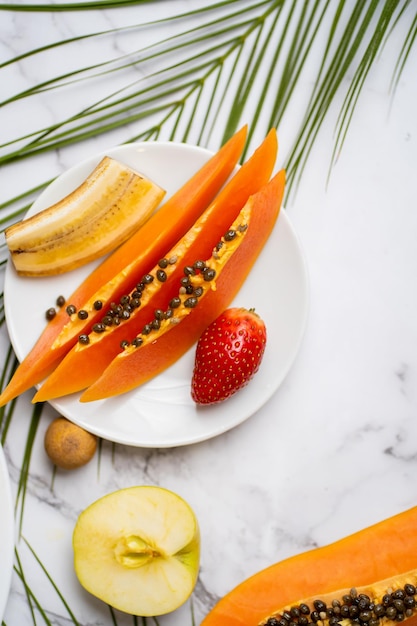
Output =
[
  {"x1": 0, "y1": 126, "x2": 248, "y2": 407},
  {"x1": 78, "y1": 200, "x2": 251, "y2": 403},
  {"x1": 33, "y1": 129, "x2": 279, "y2": 402},
  {"x1": 79, "y1": 169, "x2": 285, "y2": 402},
  {"x1": 77, "y1": 195, "x2": 251, "y2": 402},
  {"x1": 200, "y1": 505, "x2": 417, "y2": 626}
]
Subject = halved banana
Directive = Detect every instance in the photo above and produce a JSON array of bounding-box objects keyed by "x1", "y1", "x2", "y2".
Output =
[{"x1": 5, "y1": 156, "x2": 166, "y2": 276}]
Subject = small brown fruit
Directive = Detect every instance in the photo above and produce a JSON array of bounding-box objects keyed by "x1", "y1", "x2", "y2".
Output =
[{"x1": 44, "y1": 417, "x2": 97, "y2": 470}]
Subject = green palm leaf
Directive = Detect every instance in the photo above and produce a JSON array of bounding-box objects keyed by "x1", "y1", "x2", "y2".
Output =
[{"x1": 390, "y1": 3, "x2": 417, "y2": 93}]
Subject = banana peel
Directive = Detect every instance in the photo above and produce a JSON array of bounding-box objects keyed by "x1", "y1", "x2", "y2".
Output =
[{"x1": 5, "y1": 156, "x2": 166, "y2": 276}]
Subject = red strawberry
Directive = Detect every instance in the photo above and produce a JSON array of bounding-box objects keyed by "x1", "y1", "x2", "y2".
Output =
[{"x1": 191, "y1": 307, "x2": 267, "y2": 405}]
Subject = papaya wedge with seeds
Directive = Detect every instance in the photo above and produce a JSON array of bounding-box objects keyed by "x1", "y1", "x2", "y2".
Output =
[
  {"x1": 0, "y1": 126, "x2": 249, "y2": 407},
  {"x1": 80, "y1": 169, "x2": 285, "y2": 402},
  {"x1": 257, "y1": 570, "x2": 417, "y2": 626},
  {"x1": 33, "y1": 129, "x2": 279, "y2": 402},
  {"x1": 200, "y1": 506, "x2": 417, "y2": 626},
  {"x1": 35, "y1": 194, "x2": 252, "y2": 402}
]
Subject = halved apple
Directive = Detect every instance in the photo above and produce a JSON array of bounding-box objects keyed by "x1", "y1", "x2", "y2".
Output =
[{"x1": 72, "y1": 486, "x2": 200, "y2": 616}]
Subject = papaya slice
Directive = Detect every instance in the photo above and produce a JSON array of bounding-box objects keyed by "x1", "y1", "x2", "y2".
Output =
[
  {"x1": 0, "y1": 126, "x2": 248, "y2": 407},
  {"x1": 200, "y1": 505, "x2": 417, "y2": 626},
  {"x1": 80, "y1": 169, "x2": 285, "y2": 402},
  {"x1": 33, "y1": 129, "x2": 279, "y2": 402}
]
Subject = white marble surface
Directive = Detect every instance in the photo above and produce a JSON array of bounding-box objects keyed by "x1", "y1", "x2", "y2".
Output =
[{"x1": 1, "y1": 2, "x2": 417, "y2": 625}]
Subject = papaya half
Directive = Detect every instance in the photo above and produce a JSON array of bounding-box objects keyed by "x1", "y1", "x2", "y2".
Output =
[
  {"x1": 201, "y1": 505, "x2": 417, "y2": 626},
  {"x1": 32, "y1": 129, "x2": 279, "y2": 402},
  {"x1": 0, "y1": 126, "x2": 248, "y2": 407},
  {"x1": 79, "y1": 168, "x2": 285, "y2": 402}
]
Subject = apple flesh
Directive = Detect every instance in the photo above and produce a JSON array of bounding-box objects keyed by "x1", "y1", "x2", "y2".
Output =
[{"x1": 72, "y1": 486, "x2": 200, "y2": 616}]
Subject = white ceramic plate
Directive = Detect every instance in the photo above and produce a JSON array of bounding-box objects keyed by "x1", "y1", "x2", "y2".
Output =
[
  {"x1": 0, "y1": 445, "x2": 14, "y2": 621},
  {"x1": 5, "y1": 141, "x2": 309, "y2": 447}
]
